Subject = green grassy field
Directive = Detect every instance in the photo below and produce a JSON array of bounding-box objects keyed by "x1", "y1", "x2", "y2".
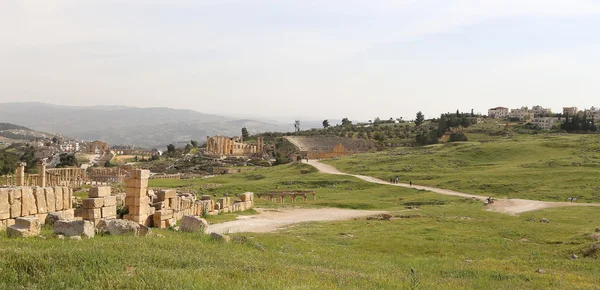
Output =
[
  {"x1": 1, "y1": 162, "x2": 600, "y2": 289},
  {"x1": 325, "y1": 133, "x2": 600, "y2": 202}
]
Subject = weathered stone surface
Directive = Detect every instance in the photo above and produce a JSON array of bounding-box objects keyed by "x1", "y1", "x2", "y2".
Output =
[
  {"x1": 54, "y1": 187, "x2": 64, "y2": 211},
  {"x1": 540, "y1": 218, "x2": 550, "y2": 223},
  {"x1": 101, "y1": 206, "x2": 117, "y2": 218},
  {"x1": 45, "y1": 209, "x2": 75, "y2": 226},
  {"x1": 8, "y1": 188, "x2": 21, "y2": 204},
  {"x1": 125, "y1": 178, "x2": 149, "y2": 189},
  {"x1": 132, "y1": 169, "x2": 151, "y2": 180},
  {"x1": 64, "y1": 188, "x2": 73, "y2": 209},
  {"x1": 97, "y1": 219, "x2": 152, "y2": 236},
  {"x1": 89, "y1": 187, "x2": 111, "y2": 198},
  {"x1": 129, "y1": 205, "x2": 152, "y2": 216},
  {"x1": 210, "y1": 232, "x2": 231, "y2": 243},
  {"x1": 45, "y1": 188, "x2": 56, "y2": 212},
  {"x1": 54, "y1": 220, "x2": 95, "y2": 238},
  {"x1": 125, "y1": 196, "x2": 150, "y2": 206},
  {"x1": 156, "y1": 190, "x2": 176, "y2": 201},
  {"x1": 103, "y1": 196, "x2": 117, "y2": 207},
  {"x1": 21, "y1": 187, "x2": 37, "y2": 215},
  {"x1": 82, "y1": 208, "x2": 102, "y2": 219},
  {"x1": 0, "y1": 188, "x2": 10, "y2": 219},
  {"x1": 34, "y1": 187, "x2": 47, "y2": 214},
  {"x1": 83, "y1": 198, "x2": 104, "y2": 209},
  {"x1": 201, "y1": 195, "x2": 212, "y2": 201},
  {"x1": 180, "y1": 215, "x2": 208, "y2": 233},
  {"x1": 8, "y1": 217, "x2": 41, "y2": 238}
]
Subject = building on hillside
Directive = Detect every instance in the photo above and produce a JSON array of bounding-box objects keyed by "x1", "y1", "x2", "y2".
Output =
[
  {"x1": 581, "y1": 107, "x2": 600, "y2": 120},
  {"x1": 509, "y1": 107, "x2": 533, "y2": 121},
  {"x1": 205, "y1": 136, "x2": 264, "y2": 156},
  {"x1": 532, "y1": 117, "x2": 561, "y2": 130},
  {"x1": 283, "y1": 136, "x2": 375, "y2": 161},
  {"x1": 86, "y1": 140, "x2": 109, "y2": 154},
  {"x1": 532, "y1": 105, "x2": 552, "y2": 117},
  {"x1": 488, "y1": 107, "x2": 509, "y2": 118},
  {"x1": 563, "y1": 107, "x2": 578, "y2": 116}
]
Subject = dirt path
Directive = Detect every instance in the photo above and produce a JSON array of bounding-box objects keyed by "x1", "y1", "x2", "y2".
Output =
[
  {"x1": 305, "y1": 160, "x2": 600, "y2": 215},
  {"x1": 208, "y1": 208, "x2": 387, "y2": 234}
]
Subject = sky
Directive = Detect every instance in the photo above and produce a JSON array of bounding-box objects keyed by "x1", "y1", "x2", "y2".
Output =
[{"x1": 1, "y1": 0, "x2": 600, "y2": 122}]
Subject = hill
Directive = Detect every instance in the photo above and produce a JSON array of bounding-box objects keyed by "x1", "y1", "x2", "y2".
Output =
[
  {"x1": 0, "y1": 103, "x2": 294, "y2": 148},
  {"x1": 0, "y1": 122, "x2": 57, "y2": 143}
]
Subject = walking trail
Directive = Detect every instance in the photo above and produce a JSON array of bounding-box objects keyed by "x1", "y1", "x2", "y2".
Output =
[{"x1": 304, "y1": 160, "x2": 600, "y2": 215}]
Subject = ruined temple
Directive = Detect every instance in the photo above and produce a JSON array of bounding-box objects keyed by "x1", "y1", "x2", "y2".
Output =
[{"x1": 205, "y1": 136, "x2": 264, "y2": 156}]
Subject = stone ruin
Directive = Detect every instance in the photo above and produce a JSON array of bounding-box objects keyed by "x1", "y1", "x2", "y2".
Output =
[{"x1": 0, "y1": 167, "x2": 254, "y2": 238}]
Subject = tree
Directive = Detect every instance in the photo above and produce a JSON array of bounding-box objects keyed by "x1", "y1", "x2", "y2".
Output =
[
  {"x1": 373, "y1": 131, "x2": 386, "y2": 142},
  {"x1": 184, "y1": 144, "x2": 192, "y2": 153},
  {"x1": 322, "y1": 120, "x2": 330, "y2": 129},
  {"x1": 190, "y1": 140, "x2": 198, "y2": 148},
  {"x1": 133, "y1": 156, "x2": 138, "y2": 162},
  {"x1": 167, "y1": 144, "x2": 176, "y2": 154},
  {"x1": 241, "y1": 127, "x2": 249, "y2": 138},
  {"x1": 341, "y1": 118, "x2": 352, "y2": 126},
  {"x1": 415, "y1": 111, "x2": 425, "y2": 127},
  {"x1": 56, "y1": 153, "x2": 78, "y2": 168}
]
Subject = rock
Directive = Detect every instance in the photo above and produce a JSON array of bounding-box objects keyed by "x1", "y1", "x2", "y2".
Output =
[
  {"x1": 367, "y1": 214, "x2": 393, "y2": 221},
  {"x1": 155, "y1": 234, "x2": 165, "y2": 238},
  {"x1": 54, "y1": 220, "x2": 95, "y2": 238},
  {"x1": 592, "y1": 233, "x2": 600, "y2": 241},
  {"x1": 527, "y1": 218, "x2": 536, "y2": 222},
  {"x1": 45, "y1": 210, "x2": 75, "y2": 226},
  {"x1": 180, "y1": 215, "x2": 208, "y2": 233},
  {"x1": 210, "y1": 232, "x2": 231, "y2": 243},
  {"x1": 7, "y1": 217, "x2": 42, "y2": 238},
  {"x1": 70, "y1": 236, "x2": 82, "y2": 240},
  {"x1": 595, "y1": 228, "x2": 600, "y2": 233},
  {"x1": 519, "y1": 238, "x2": 529, "y2": 242},
  {"x1": 97, "y1": 219, "x2": 151, "y2": 236},
  {"x1": 233, "y1": 236, "x2": 248, "y2": 244},
  {"x1": 540, "y1": 218, "x2": 550, "y2": 223},
  {"x1": 56, "y1": 234, "x2": 65, "y2": 240},
  {"x1": 536, "y1": 269, "x2": 545, "y2": 274},
  {"x1": 570, "y1": 254, "x2": 578, "y2": 260}
]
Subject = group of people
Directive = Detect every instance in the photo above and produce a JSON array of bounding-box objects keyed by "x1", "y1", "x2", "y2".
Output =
[{"x1": 390, "y1": 177, "x2": 412, "y2": 186}]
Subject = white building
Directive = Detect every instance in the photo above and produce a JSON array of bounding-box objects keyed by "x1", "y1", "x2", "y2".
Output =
[
  {"x1": 532, "y1": 117, "x2": 560, "y2": 130},
  {"x1": 532, "y1": 105, "x2": 552, "y2": 117},
  {"x1": 563, "y1": 107, "x2": 578, "y2": 116},
  {"x1": 488, "y1": 107, "x2": 509, "y2": 118},
  {"x1": 581, "y1": 107, "x2": 600, "y2": 120},
  {"x1": 509, "y1": 107, "x2": 533, "y2": 121}
]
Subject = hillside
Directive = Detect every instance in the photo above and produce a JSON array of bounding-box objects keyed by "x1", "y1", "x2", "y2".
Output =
[
  {"x1": 0, "y1": 122, "x2": 57, "y2": 142},
  {"x1": 0, "y1": 103, "x2": 294, "y2": 148}
]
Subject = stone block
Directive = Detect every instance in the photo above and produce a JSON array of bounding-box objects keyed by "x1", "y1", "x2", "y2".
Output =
[
  {"x1": 53, "y1": 220, "x2": 95, "y2": 238},
  {"x1": 129, "y1": 205, "x2": 151, "y2": 216},
  {"x1": 8, "y1": 216, "x2": 41, "y2": 238},
  {"x1": 125, "y1": 187, "x2": 147, "y2": 198},
  {"x1": 0, "y1": 188, "x2": 10, "y2": 219},
  {"x1": 240, "y1": 192, "x2": 254, "y2": 202},
  {"x1": 21, "y1": 187, "x2": 37, "y2": 215},
  {"x1": 10, "y1": 199, "x2": 21, "y2": 218},
  {"x1": 64, "y1": 187, "x2": 72, "y2": 209},
  {"x1": 101, "y1": 206, "x2": 117, "y2": 218},
  {"x1": 152, "y1": 201, "x2": 165, "y2": 210},
  {"x1": 7, "y1": 218, "x2": 15, "y2": 227},
  {"x1": 103, "y1": 196, "x2": 117, "y2": 207},
  {"x1": 155, "y1": 209, "x2": 174, "y2": 220},
  {"x1": 155, "y1": 220, "x2": 167, "y2": 229},
  {"x1": 89, "y1": 186, "x2": 111, "y2": 198},
  {"x1": 82, "y1": 208, "x2": 102, "y2": 219},
  {"x1": 218, "y1": 197, "x2": 231, "y2": 208},
  {"x1": 54, "y1": 187, "x2": 64, "y2": 211},
  {"x1": 156, "y1": 190, "x2": 176, "y2": 201},
  {"x1": 35, "y1": 213, "x2": 48, "y2": 223},
  {"x1": 166, "y1": 218, "x2": 177, "y2": 228},
  {"x1": 180, "y1": 215, "x2": 208, "y2": 232},
  {"x1": 34, "y1": 187, "x2": 47, "y2": 214},
  {"x1": 45, "y1": 188, "x2": 56, "y2": 212},
  {"x1": 125, "y1": 178, "x2": 148, "y2": 189},
  {"x1": 132, "y1": 169, "x2": 150, "y2": 180},
  {"x1": 8, "y1": 188, "x2": 21, "y2": 204},
  {"x1": 83, "y1": 198, "x2": 104, "y2": 209},
  {"x1": 125, "y1": 196, "x2": 150, "y2": 206}
]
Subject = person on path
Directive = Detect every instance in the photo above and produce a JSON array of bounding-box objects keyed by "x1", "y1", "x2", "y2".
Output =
[
  {"x1": 395, "y1": 177, "x2": 399, "y2": 184},
  {"x1": 409, "y1": 180, "x2": 412, "y2": 186}
]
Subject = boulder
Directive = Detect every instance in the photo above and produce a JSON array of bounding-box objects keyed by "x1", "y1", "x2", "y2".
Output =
[
  {"x1": 7, "y1": 217, "x2": 41, "y2": 238},
  {"x1": 45, "y1": 210, "x2": 75, "y2": 226},
  {"x1": 540, "y1": 218, "x2": 550, "y2": 223},
  {"x1": 210, "y1": 232, "x2": 231, "y2": 243},
  {"x1": 54, "y1": 220, "x2": 95, "y2": 238},
  {"x1": 96, "y1": 219, "x2": 151, "y2": 236},
  {"x1": 180, "y1": 215, "x2": 208, "y2": 233}
]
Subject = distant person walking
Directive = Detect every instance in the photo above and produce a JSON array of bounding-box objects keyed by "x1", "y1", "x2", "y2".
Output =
[
  {"x1": 395, "y1": 177, "x2": 399, "y2": 184},
  {"x1": 409, "y1": 180, "x2": 412, "y2": 186}
]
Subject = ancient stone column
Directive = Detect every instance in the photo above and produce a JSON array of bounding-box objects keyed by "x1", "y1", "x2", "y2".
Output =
[
  {"x1": 16, "y1": 162, "x2": 26, "y2": 186},
  {"x1": 38, "y1": 159, "x2": 47, "y2": 187},
  {"x1": 206, "y1": 136, "x2": 212, "y2": 153}
]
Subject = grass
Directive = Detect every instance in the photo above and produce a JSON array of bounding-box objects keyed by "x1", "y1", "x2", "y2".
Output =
[
  {"x1": 3, "y1": 132, "x2": 600, "y2": 289},
  {"x1": 325, "y1": 133, "x2": 600, "y2": 202}
]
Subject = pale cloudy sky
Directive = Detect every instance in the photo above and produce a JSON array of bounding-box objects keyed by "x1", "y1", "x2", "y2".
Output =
[{"x1": 1, "y1": 0, "x2": 599, "y2": 121}]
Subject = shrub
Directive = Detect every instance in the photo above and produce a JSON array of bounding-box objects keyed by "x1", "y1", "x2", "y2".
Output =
[{"x1": 449, "y1": 133, "x2": 468, "y2": 142}]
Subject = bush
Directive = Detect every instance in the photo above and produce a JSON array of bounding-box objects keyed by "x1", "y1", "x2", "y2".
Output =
[{"x1": 449, "y1": 133, "x2": 468, "y2": 142}]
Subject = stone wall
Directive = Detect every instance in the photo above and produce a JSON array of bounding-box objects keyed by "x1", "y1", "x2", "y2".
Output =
[{"x1": 0, "y1": 186, "x2": 74, "y2": 229}]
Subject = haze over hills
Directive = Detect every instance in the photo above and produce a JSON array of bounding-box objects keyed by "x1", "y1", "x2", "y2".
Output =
[{"x1": 0, "y1": 102, "x2": 302, "y2": 148}]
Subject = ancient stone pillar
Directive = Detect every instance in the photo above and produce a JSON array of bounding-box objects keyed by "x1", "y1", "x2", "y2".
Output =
[
  {"x1": 206, "y1": 137, "x2": 212, "y2": 153},
  {"x1": 38, "y1": 159, "x2": 47, "y2": 187},
  {"x1": 16, "y1": 162, "x2": 26, "y2": 186}
]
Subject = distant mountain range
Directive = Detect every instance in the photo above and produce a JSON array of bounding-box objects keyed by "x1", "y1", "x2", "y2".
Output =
[{"x1": 0, "y1": 102, "x2": 297, "y2": 148}]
